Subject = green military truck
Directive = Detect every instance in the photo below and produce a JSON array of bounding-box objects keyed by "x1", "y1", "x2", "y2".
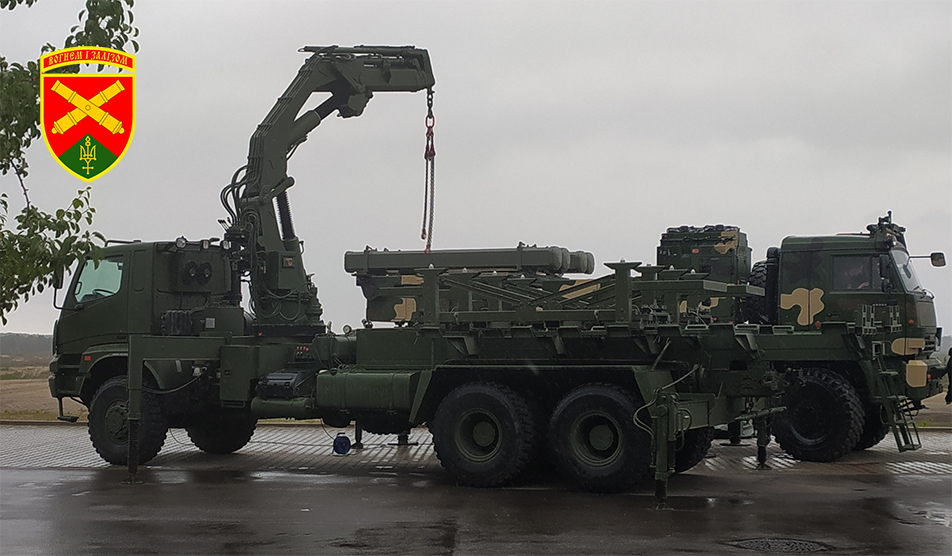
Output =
[
  {"x1": 47, "y1": 46, "x2": 946, "y2": 499},
  {"x1": 657, "y1": 219, "x2": 947, "y2": 461}
]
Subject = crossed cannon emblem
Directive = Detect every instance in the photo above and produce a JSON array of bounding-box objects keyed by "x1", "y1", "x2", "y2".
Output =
[{"x1": 49, "y1": 79, "x2": 126, "y2": 135}]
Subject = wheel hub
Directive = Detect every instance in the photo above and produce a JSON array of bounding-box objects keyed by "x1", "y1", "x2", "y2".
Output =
[
  {"x1": 455, "y1": 409, "x2": 501, "y2": 462},
  {"x1": 589, "y1": 424, "x2": 614, "y2": 451},
  {"x1": 572, "y1": 411, "x2": 621, "y2": 466},
  {"x1": 104, "y1": 401, "x2": 129, "y2": 442},
  {"x1": 472, "y1": 421, "x2": 497, "y2": 447}
]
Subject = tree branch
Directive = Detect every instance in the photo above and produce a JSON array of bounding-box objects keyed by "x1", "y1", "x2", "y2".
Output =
[{"x1": 13, "y1": 162, "x2": 30, "y2": 208}]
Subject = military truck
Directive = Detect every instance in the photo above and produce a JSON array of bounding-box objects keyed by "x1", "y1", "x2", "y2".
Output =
[
  {"x1": 47, "y1": 46, "x2": 946, "y2": 500},
  {"x1": 657, "y1": 220, "x2": 947, "y2": 461}
]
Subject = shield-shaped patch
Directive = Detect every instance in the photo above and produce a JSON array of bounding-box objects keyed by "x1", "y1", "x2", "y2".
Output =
[{"x1": 40, "y1": 47, "x2": 136, "y2": 182}]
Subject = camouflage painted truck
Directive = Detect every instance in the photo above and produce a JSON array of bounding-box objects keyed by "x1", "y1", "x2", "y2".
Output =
[
  {"x1": 656, "y1": 220, "x2": 947, "y2": 462},
  {"x1": 47, "y1": 46, "x2": 946, "y2": 500}
]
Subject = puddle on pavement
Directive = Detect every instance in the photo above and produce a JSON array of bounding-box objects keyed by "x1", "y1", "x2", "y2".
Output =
[
  {"x1": 896, "y1": 501, "x2": 952, "y2": 528},
  {"x1": 330, "y1": 520, "x2": 459, "y2": 556},
  {"x1": 648, "y1": 496, "x2": 755, "y2": 511},
  {"x1": 725, "y1": 538, "x2": 832, "y2": 552}
]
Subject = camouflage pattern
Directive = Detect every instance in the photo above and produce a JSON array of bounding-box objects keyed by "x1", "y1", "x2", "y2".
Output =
[
  {"x1": 774, "y1": 215, "x2": 943, "y2": 403},
  {"x1": 657, "y1": 225, "x2": 750, "y2": 322},
  {"x1": 43, "y1": 46, "x2": 947, "y2": 493},
  {"x1": 348, "y1": 245, "x2": 597, "y2": 323}
]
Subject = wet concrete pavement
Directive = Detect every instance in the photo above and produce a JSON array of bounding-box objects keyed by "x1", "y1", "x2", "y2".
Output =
[{"x1": 1, "y1": 425, "x2": 950, "y2": 555}]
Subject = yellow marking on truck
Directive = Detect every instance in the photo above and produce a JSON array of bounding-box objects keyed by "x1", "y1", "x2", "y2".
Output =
[
  {"x1": 713, "y1": 231, "x2": 739, "y2": 255},
  {"x1": 679, "y1": 297, "x2": 722, "y2": 314},
  {"x1": 558, "y1": 280, "x2": 600, "y2": 300},
  {"x1": 891, "y1": 338, "x2": 926, "y2": 356},
  {"x1": 905, "y1": 360, "x2": 928, "y2": 388},
  {"x1": 400, "y1": 275, "x2": 423, "y2": 285},
  {"x1": 780, "y1": 288, "x2": 825, "y2": 326},
  {"x1": 392, "y1": 297, "x2": 417, "y2": 321}
]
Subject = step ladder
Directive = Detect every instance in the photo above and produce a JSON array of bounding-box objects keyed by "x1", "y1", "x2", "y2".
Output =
[{"x1": 874, "y1": 369, "x2": 921, "y2": 452}]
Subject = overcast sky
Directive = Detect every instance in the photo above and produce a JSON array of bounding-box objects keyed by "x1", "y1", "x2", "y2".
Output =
[{"x1": 2, "y1": 0, "x2": 950, "y2": 336}]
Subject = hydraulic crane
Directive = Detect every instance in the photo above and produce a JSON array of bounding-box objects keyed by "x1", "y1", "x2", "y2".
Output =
[{"x1": 220, "y1": 46, "x2": 436, "y2": 332}]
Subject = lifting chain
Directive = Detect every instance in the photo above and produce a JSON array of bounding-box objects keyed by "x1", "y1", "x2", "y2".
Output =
[{"x1": 421, "y1": 88, "x2": 436, "y2": 253}]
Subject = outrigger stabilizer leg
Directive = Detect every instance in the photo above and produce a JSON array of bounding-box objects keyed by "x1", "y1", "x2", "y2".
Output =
[
  {"x1": 754, "y1": 415, "x2": 772, "y2": 470},
  {"x1": 649, "y1": 391, "x2": 677, "y2": 510},
  {"x1": 122, "y1": 347, "x2": 144, "y2": 485},
  {"x1": 732, "y1": 406, "x2": 784, "y2": 471}
]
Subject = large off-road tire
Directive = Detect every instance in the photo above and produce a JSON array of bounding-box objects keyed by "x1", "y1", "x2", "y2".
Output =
[
  {"x1": 430, "y1": 382, "x2": 537, "y2": 487},
  {"x1": 745, "y1": 260, "x2": 771, "y2": 324},
  {"x1": 773, "y1": 368, "x2": 863, "y2": 462},
  {"x1": 674, "y1": 426, "x2": 715, "y2": 473},
  {"x1": 521, "y1": 396, "x2": 558, "y2": 480},
  {"x1": 186, "y1": 410, "x2": 257, "y2": 454},
  {"x1": 853, "y1": 402, "x2": 889, "y2": 451},
  {"x1": 548, "y1": 384, "x2": 651, "y2": 493},
  {"x1": 88, "y1": 376, "x2": 168, "y2": 465}
]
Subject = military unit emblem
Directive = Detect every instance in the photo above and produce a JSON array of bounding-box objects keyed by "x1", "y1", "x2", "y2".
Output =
[{"x1": 40, "y1": 47, "x2": 135, "y2": 182}]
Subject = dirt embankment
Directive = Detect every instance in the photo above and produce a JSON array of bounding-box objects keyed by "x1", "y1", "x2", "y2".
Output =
[
  {"x1": 0, "y1": 379, "x2": 89, "y2": 421},
  {"x1": 1, "y1": 357, "x2": 87, "y2": 420}
]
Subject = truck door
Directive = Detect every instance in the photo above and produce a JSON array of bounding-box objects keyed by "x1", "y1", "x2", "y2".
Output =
[
  {"x1": 777, "y1": 250, "x2": 822, "y2": 329},
  {"x1": 57, "y1": 255, "x2": 129, "y2": 352},
  {"x1": 818, "y1": 253, "x2": 886, "y2": 324}
]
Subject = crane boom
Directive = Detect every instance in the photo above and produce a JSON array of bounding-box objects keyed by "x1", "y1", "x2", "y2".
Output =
[{"x1": 223, "y1": 46, "x2": 436, "y2": 333}]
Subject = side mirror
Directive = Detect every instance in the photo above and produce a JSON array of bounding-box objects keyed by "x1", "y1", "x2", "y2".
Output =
[
  {"x1": 931, "y1": 252, "x2": 946, "y2": 267},
  {"x1": 52, "y1": 267, "x2": 64, "y2": 290}
]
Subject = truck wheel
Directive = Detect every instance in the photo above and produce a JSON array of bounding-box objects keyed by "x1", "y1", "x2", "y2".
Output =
[
  {"x1": 430, "y1": 382, "x2": 537, "y2": 487},
  {"x1": 674, "y1": 426, "x2": 715, "y2": 473},
  {"x1": 745, "y1": 260, "x2": 771, "y2": 324},
  {"x1": 186, "y1": 410, "x2": 257, "y2": 454},
  {"x1": 88, "y1": 376, "x2": 168, "y2": 465},
  {"x1": 548, "y1": 384, "x2": 651, "y2": 492},
  {"x1": 773, "y1": 368, "x2": 863, "y2": 462},
  {"x1": 853, "y1": 402, "x2": 889, "y2": 451}
]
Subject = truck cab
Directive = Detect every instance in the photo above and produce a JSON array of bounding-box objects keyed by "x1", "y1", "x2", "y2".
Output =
[
  {"x1": 50, "y1": 239, "x2": 242, "y2": 410},
  {"x1": 768, "y1": 218, "x2": 944, "y2": 399},
  {"x1": 773, "y1": 235, "x2": 938, "y2": 341}
]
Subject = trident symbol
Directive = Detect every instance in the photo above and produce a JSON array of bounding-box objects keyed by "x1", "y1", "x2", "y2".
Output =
[
  {"x1": 79, "y1": 136, "x2": 97, "y2": 175},
  {"x1": 49, "y1": 80, "x2": 126, "y2": 135}
]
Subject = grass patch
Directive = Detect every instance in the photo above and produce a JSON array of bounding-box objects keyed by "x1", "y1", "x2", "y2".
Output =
[
  {"x1": 0, "y1": 354, "x2": 50, "y2": 380},
  {"x1": 0, "y1": 354, "x2": 51, "y2": 368},
  {"x1": 0, "y1": 368, "x2": 50, "y2": 380}
]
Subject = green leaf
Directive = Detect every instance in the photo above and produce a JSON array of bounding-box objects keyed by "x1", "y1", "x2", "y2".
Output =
[{"x1": 0, "y1": 0, "x2": 123, "y2": 323}]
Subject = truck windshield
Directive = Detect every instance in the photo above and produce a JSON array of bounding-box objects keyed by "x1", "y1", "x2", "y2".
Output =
[
  {"x1": 890, "y1": 249, "x2": 923, "y2": 292},
  {"x1": 73, "y1": 257, "x2": 123, "y2": 303}
]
